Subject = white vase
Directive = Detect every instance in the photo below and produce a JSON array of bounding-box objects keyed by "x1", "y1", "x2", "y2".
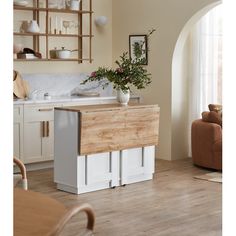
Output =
[
  {"x1": 27, "y1": 20, "x2": 40, "y2": 33},
  {"x1": 116, "y1": 89, "x2": 130, "y2": 105}
]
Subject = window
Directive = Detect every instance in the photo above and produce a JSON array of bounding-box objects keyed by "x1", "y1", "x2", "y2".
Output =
[{"x1": 188, "y1": 5, "x2": 222, "y2": 155}]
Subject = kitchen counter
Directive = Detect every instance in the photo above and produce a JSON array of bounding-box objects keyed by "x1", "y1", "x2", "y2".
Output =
[
  {"x1": 13, "y1": 95, "x2": 141, "y2": 168},
  {"x1": 14, "y1": 95, "x2": 137, "y2": 105},
  {"x1": 55, "y1": 102, "x2": 157, "y2": 113}
]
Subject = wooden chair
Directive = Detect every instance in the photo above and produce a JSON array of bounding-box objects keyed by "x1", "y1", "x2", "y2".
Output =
[
  {"x1": 50, "y1": 203, "x2": 95, "y2": 236},
  {"x1": 14, "y1": 188, "x2": 95, "y2": 236},
  {"x1": 14, "y1": 157, "x2": 28, "y2": 190}
]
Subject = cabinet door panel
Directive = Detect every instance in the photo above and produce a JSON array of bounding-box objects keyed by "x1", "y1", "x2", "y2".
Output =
[
  {"x1": 121, "y1": 146, "x2": 155, "y2": 185},
  {"x1": 14, "y1": 105, "x2": 23, "y2": 161},
  {"x1": 121, "y1": 148, "x2": 144, "y2": 185},
  {"x1": 42, "y1": 120, "x2": 54, "y2": 161},
  {"x1": 14, "y1": 106, "x2": 23, "y2": 122},
  {"x1": 76, "y1": 151, "x2": 120, "y2": 193},
  {"x1": 87, "y1": 152, "x2": 112, "y2": 185},
  {"x1": 14, "y1": 123, "x2": 20, "y2": 158},
  {"x1": 23, "y1": 122, "x2": 43, "y2": 163}
]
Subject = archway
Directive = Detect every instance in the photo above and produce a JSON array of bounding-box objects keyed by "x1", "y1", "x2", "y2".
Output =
[{"x1": 171, "y1": 1, "x2": 222, "y2": 160}]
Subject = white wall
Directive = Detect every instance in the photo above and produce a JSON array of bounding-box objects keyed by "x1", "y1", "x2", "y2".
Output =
[
  {"x1": 14, "y1": 0, "x2": 113, "y2": 74},
  {"x1": 112, "y1": 0, "x2": 220, "y2": 160},
  {"x1": 171, "y1": 36, "x2": 190, "y2": 160}
]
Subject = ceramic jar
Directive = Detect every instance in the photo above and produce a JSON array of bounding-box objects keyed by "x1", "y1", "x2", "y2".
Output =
[
  {"x1": 66, "y1": 0, "x2": 80, "y2": 10},
  {"x1": 20, "y1": 21, "x2": 29, "y2": 33},
  {"x1": 27, "y1": 20, "x2": 40, "y2": 33},
  {"x1": 116, "y1": 89, "x2": 130, "y2": 106},
  {"x1": 49, "y1": 47, "x2": 58, "y2": 59}
]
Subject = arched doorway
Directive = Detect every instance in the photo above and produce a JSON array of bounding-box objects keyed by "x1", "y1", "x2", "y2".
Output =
[{"x1": 171, "y1": 1, "x2": 222, "y2": 160}]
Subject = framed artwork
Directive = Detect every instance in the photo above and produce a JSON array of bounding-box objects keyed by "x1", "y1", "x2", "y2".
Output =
[{"x1": 129, "y1": 35, "x2": 148, "y2": 65}]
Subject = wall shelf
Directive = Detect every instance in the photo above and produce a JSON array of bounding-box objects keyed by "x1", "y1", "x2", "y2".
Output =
[
  {"x1": 14, "y1": 0, "x2": 93, "y2": 63},
  {"x1": 14, "y1": 32, "x2": 94, "y2": 38},
  {"x1": 14, "y1": 6, "x2": 93, "y2": 14},
  {"x1": 14, "y1": 58, "x2": 93, "y2": 62}
]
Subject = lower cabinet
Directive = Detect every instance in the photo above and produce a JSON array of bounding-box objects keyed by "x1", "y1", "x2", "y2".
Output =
[
  {"x1": 23, "y1": 104, "x2": 60, "y2": 164},
  {"x1": 13, "y1": 104, "x2": 61, "y2": 164},
  {"x1": 23, "y1": 120, "x2": 54, "y2": 164},
  {"x1": 14, "y1": 105, "x2": 23, "y2": 161},
  {"x1": 55, "y1": 147, "x2": 155, "y2": 194}
]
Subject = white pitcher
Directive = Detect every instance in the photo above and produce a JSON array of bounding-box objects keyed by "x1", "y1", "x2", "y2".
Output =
[
  {"x1": 66, "y1": 0, "x2": 80, "y2": 10},
  {"x1": 27, "y1": 20, "x2": 40, "y2": 33}
]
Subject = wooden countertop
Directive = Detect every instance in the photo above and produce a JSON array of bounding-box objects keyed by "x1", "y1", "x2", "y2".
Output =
[
  {"x1": 55, "y1": 103, "x2": 160, "y2": 155},
  {"x1": 55, "y1": 103, "x2": 160, "y2": 113}
]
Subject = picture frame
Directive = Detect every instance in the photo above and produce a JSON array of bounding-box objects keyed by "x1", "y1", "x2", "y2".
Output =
[{"x1": 129, "y1": 35, "x2": 148, "y2": 65}]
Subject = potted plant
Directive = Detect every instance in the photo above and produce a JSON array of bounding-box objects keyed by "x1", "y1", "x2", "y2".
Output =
[{"x1": 81, "y1": 52, "x2": 152, "y2": 105}]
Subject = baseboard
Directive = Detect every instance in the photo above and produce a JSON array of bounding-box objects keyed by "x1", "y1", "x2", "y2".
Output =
[{"x1": 25, "y1": 161, "x2": 54, "y2": 172}]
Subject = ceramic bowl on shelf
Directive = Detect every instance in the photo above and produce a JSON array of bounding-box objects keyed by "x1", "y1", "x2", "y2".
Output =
[
  {"x1": 14, "y1": 1, "x2": 29, "y2": 7},
  {"x1": 56, "y1": 47, "x2": 78, "y2": 59},
  {"x1": 56, "y1": 48, "x2": 71, "y2": 59}
]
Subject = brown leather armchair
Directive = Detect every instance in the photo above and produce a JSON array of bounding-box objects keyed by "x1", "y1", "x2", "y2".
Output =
[{"x1": 191, "y1": 119, "x2": 222, "y2": 170}]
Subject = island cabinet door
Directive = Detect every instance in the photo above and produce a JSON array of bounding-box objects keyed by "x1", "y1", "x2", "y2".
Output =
[
  {"x1": 120, "y1": 146, "x2": 155, "y2": 185},
  {"x1": 77, "y1": 151, "x2": 120, "y2": 194}
]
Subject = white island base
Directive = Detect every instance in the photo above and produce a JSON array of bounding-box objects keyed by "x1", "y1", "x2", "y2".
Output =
[
  {"x1": 54, "y1": 104, "x2": 159, "y2": 194},
  {"x1": 56, "y1": 148, "x2": 155, "y2": 194}
]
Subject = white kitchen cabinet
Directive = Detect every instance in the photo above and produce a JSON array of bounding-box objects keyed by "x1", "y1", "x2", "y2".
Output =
[
  {"x1": 13, "y1": 105, "x2": 23, "y2": 161},
  {"x1": 23, "y1": 104, "x2": 60, "y2": 164}
]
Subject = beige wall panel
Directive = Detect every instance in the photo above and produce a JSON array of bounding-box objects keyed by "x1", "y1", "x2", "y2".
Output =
[{"x1": 112, "y1": 0, "x2": 220, "y2": 160}]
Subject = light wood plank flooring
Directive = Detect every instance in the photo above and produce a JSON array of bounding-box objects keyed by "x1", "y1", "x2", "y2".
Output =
[{"x1": 26, "y1": 158, "x2": 222, "y2": 236}]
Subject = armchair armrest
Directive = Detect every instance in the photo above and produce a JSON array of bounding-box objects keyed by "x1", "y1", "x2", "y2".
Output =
[
  {"x1": 14, "y1": 157, "x2": 28, "y2": 190},
  {"x1": 49, "y1": 203, "x2": 95, "y2": 235},
  {"x1": 191, "y1": 119, "x2": 222, "y2": 170},
  {"x1": 14, "y1": 157, "x2": 27, "y2": 180}
]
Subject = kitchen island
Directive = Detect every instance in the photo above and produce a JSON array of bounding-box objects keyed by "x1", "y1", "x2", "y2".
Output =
[{"x1": 54, "y1": 103, "x2": 160, "y2": 194}]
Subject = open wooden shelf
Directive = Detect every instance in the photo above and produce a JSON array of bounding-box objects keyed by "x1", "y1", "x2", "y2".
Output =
[
  {"x1": 14, "y1": 0, "x2": 93, "y2": 63},
  {"x1": 14, "y1": 32, "x2": 94, "y2": 38},
  {"x1": 14, "y1": 6, "x2": 93, "y2": 14},
  {"x1": 14, "y1": 58, "x2": 93, "y2": 62},
  {"x1": 14, "y1": 32, "x2": 47, "y2": 36}
]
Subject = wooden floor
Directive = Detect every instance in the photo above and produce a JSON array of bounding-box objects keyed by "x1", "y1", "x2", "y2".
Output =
[{"x1": 26, "y1": 158, "x2": 222, "y2": 236}]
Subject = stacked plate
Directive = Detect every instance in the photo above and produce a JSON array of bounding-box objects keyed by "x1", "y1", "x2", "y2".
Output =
[
  {"x1": 14, "y1": 1, "x2": 29, "y2": 7},
  {"x1": 71, "y1": 91, "x2": 100, "y2": 97},
  {"x1": 77, "y1": 91, "x2": 100, "y2": 97}
]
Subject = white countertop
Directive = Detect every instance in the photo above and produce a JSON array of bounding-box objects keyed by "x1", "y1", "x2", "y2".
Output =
[{"x1": 13, "y1": 95, "x2": 140, "y2": 105}]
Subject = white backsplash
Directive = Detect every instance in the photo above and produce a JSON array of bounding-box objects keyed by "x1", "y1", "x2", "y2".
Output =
[{"x1": 22, "y1": 73, "x2": 113, "y2": 99}]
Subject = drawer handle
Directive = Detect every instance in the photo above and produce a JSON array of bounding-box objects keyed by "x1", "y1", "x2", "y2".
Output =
[
  {"x1": 41, "y1": 121, "x2": 50, "y2": 137},
  {"x1": 46, "y1": 121, "x2": 49, "y2": 137},
  {"x1": 38, "y1": 108, "x2": 53, "y2": 112},
  {"x1": 41, "y1": 121, "x2": 45, "y2": 137}
]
